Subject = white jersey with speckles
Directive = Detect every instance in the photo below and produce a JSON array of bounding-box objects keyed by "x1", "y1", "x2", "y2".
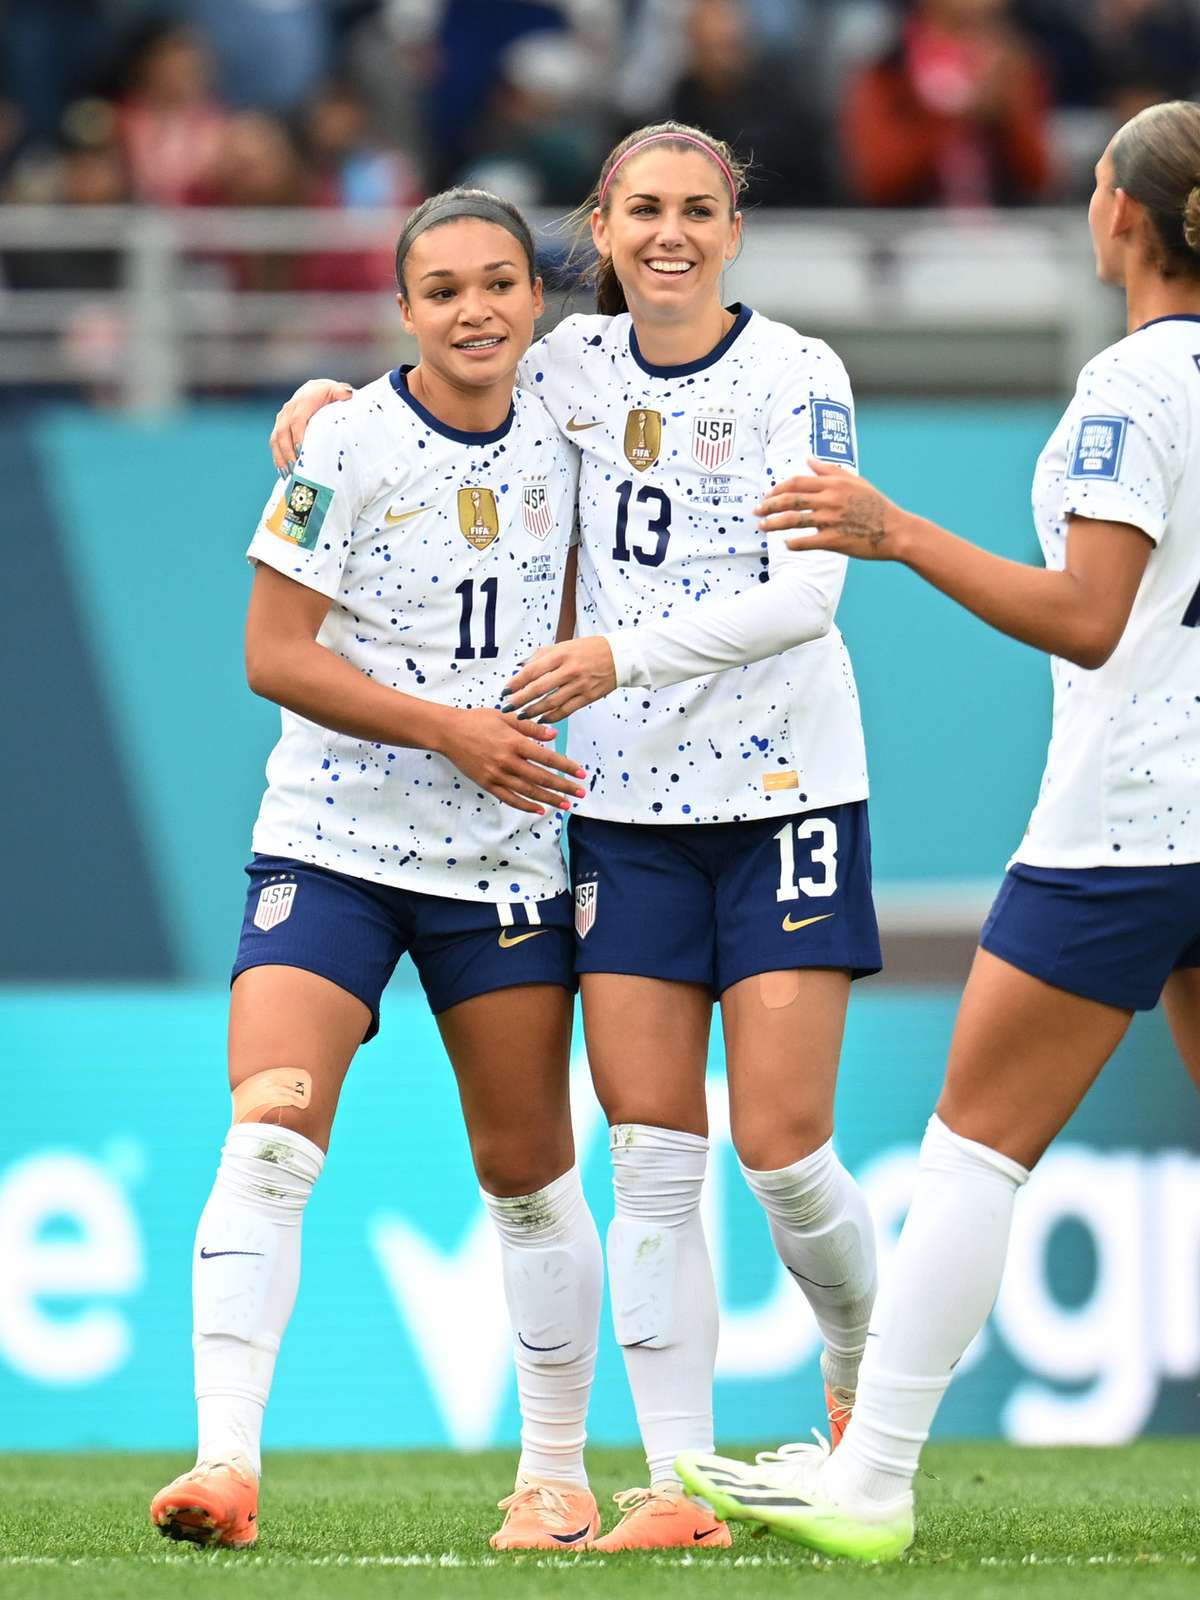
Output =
[
  {"x1": 520, "y1": 305, "x2": 868, "y2": 823},
  {"x1": 245, "y1": 367, "x2": 577, "y2": 901},
  {"x1": 1019, "y1": 316, "x2": 1200, "y2": 868}
]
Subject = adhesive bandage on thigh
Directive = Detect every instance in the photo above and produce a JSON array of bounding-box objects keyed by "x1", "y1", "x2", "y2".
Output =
[{"x1": 231, "y1": 1067, "x2": 312, "y2": 1126}]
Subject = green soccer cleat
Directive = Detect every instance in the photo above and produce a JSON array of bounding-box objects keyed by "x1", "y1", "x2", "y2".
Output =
[{"x1": 675, "y1": 1438, "x2": 914, "y2": 1564}]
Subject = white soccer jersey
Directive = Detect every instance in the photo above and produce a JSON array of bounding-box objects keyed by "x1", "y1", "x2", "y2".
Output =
[
  {"x1": 1018, "y1": 315, "x2": 1200, "y2": 867},
  {"x1": 520, "y1": 305, "x2": 869, "y2": 823},
  {"x1": 246, "y1": 368, "x2": 578, "y2": 901}
]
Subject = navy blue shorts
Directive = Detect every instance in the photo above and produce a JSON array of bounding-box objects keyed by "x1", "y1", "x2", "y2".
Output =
[
  {"x1": 232, "y1": 855, "x2": 575, "y2": 1040},
  {"x1": 569, "y1": 803, "x2": 882, "y2": 996},
  {"x1": 980, "y1": 860, "x2": 1200, "y2": 1011}
]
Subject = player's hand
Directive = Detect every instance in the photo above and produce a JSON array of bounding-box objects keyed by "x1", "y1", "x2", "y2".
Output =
[
  {"x1": 756, "y1": 458, "x2": 906, "y2": 560},
  {"x1": 501, "y1": 637, "x2": 617, "y2": 724},
  {"x1": 270, "y1": 379, "x2": 353, "y2": 474},
  {"x1": 438, "y1": 707, "x2": 587, "y2": 816}
]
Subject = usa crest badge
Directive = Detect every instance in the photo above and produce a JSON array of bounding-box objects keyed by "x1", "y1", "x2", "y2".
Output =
[
  {"x1": 521, "y1": 480, "x2": 553, "y2": 540},
  {"x1": 692, "y1": 414, "x2": 736, "y2": 471},
  {"x1": 253, "y1": 879, "x2": 297, "y2": 931},
  {"x1": 574, "y1": 880, "x2": 598, "y2": 939},
  {"x1": 457, "y1": 486, "x2": 500, "y2": 550},
  {"x1": 623, "y1": 409, "x2": 662, "y2": 472}
]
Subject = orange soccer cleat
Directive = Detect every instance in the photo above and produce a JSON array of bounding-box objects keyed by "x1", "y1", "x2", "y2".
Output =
[
  {"x1": 490, "y1": 1479, "x2": 600, "y2": 1551},
  {"x1": 589, "y1": 1484, "x2": 732, "y2": 1551},
  {"x1": 150, "y1": 1458, "x2": 260, "y2": 1548},
  {"x1": 826, "y1": 1383, "x2": 856, "y2": 1449}
]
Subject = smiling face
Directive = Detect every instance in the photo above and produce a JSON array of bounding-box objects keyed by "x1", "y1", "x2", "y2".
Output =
[
  {"x1": 397, "y1": 218, "x2": 543, "y2": 390},
  {"x1": 591, "y1": 145, "x2": 742, "y2": 326}
]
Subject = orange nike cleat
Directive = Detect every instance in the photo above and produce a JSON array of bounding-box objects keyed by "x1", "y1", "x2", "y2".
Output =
[
  {"x1": 490, "y1": 1479, "x2": 600, "y2": 1551},
  {"x1": 826, "y1": 1383, "x2": 855, "y2": 1449},
  {"x1": 150, "y1": 1458, "x2": 259, "y2": 1548},
  {"x1": 589, "y1": 1484, "x2": 732, "y2": 1551}
]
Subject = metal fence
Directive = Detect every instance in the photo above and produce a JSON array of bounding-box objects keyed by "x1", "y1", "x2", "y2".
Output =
[{"x1": 0, "y1": 204, "x2": 1124, "y2": 409}]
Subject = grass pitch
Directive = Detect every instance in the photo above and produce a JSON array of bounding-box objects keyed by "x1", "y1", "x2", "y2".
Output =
[{"x1": 1, "y1": 1443, "x2": 1196, "y2": 1600}]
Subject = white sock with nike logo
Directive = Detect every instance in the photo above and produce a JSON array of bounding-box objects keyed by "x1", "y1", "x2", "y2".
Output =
[
  {"x1": 192, "y1": 1123, "x2": 324, "y2": 1478},
  {"x1": 740, "y1": 1137, "x2": 877, "y2": 1394},
  {"x1": 482, "y1": 1166, "x2": 602, "y2": 1488}
]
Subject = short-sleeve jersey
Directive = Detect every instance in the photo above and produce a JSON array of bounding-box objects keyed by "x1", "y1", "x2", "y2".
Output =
[
  {"x1": 246, "y1": 368, "x2": 578, "y2": 901},
  {"x1": 1018, "y1": 316, "x2": 1200, "y2": 867},
  {"x1": 520, "y1": 305, "x2": 868, "y2": 823}
]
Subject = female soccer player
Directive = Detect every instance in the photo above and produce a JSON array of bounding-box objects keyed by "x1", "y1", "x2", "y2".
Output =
[
  {"x1": 271, "y1": 123, "x2": 883, "y2": 1551},
  {"x1": 149, "y1": 189, "x2": 607, "y2": 1555},
  {"x1": 676, "y1": 99, "x2": 1200, "y2": 1561}
]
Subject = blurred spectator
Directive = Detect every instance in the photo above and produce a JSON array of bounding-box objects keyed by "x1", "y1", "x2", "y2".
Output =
[
  {"x1": 117, "y1": 23, "x2": 231, "y2": 206},
  {"x1": 666, "y1": 0, "x2": 832, "y2": 205},
  {"x1": 0, "y1": 0, "x2": 124, "y2": 151},
  {"x1": 1018, "y1": 1, "x2": 1200, "y2": 108},
  {"x1": 183, "y1": 0, "x2": 333, "y2": 115},
  {"x1": 302, "y1": 78, "x2": 422, "y2": 210},
  {"x1": 843, "y1": 0, "x2": 1053, "y2": 206}
]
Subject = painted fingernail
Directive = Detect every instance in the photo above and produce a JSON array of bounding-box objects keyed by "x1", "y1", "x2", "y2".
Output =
[
  {"x1": 559, "y1": 801, "x2": 571, "y2": 811},
  {"x1": 575, "y1": 789, "x2": 586, "y2": 798}
]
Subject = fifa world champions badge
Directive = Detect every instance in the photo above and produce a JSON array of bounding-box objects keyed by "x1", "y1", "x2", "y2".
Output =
[
  {"x1": 521, "y1": 480, "x2": 554, "y2": 540},
  {"x1": 574, "y1": 880, "x2": 598, "y2": 939},
  {"x1": 624, "y1": 409, "x2": 662, "y2": 472},
  {"x1": 457, "y1": 486, "x2": 500, "y2": 550}
]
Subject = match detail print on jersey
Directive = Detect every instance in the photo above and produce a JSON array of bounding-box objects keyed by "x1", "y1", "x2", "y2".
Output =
[
  {"x1": 266, "y1": 475, "x2": 334, "y2": 550},
  {"x1": 624, "y1": 409, "x2": 662, "y2": 472},
  {"x1": 1067, "y1": 416, "x2": 1127, "y2": 481},
  {"x1": 457, "y1": 486, "x2": 500, "y2": 550}
]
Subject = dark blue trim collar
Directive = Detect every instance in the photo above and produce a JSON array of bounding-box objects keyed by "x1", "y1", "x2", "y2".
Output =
[
  {"x1": 629, "y1": 304, "x2": 752, "y2": 378},
  {"x1": 1136, "y1": 313, "x2": 1200, "y2": 332},
  {"x1": 388, "y1": 365, "x2": 515, "y2": 444}
]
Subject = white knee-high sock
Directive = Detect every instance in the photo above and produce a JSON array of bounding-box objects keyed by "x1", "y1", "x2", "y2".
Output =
[
  {"x1": 192, "y1": 1123, "x2": 324, "y2": 1478},
  {"x1": 826, "y1": 1114, "x2": 1029, "y2": 1508},
  {"x1": 607, "y1": 1124, "x2": 717, "y2": 1486},
  {"x1": 740, "y1": 1138, "x2": 877, "y2": 1394},
  {"x1": 481, "y1": 1166, "x2": 602, "y2": 1488}
]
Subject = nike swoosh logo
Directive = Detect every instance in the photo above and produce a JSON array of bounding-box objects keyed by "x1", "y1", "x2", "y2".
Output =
[
  {"x1": 199, "y1": 1248, "x2": 266, "y2": 1259},
  {"x1": 566, "y1": 417, "x2": 603, "y2": 432},
  {"x1": 247, "y1": 1512, "x2": 257, "y2": 1523},
  {"x1": 498, "y1": 928, "x2": 548, "y2": 948},
  {"x1": 787, "y1": 1265, "x2": 847, "y2": 1291},
  {"x1": 693, "y1": 1527, "x2": 722, "y2": 1541},
  {"x1": 781, "y1": 912, "x2": 835, "y2": 933},
  {"x1": 518, "y1": 1333, "x2": 570, "y2": 1352},
  {"x1": 551, "y1": 1525, "x2": 594, "y2": 1544},
  {"x1": 384, "y1": 506, "x2": 428, "y2": 524}
]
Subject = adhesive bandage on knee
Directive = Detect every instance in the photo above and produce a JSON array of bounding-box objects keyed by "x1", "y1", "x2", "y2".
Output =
[{"x1": 231, "y1": 1067, "x2": 312, "y2": 1126}]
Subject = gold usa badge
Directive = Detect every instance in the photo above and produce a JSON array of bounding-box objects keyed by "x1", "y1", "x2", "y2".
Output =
[
  {"x1": 623, "y1": 409, "x2": 662, "y2": 472},
  {"x1": 457, "y1": 486, "x2": 500, "y2": 550}
]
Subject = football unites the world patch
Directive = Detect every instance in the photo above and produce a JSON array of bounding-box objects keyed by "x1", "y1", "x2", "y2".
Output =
[
  {"x1": 811, "y1": 400, "x2": 857, "y2": 467},
  {"x1": 521, "y1": 480, "x2": 553, "y2": 539},
  {"x1": 624, "y1": 408, "x2": 662, "y2": 472},
  {"x1": 266, "y1": 475, "x2": 334, "y2": 550},
  {"x1": 1067, "y1": 415, "x2": 1127, "y2": 481},
  {"x1": 457, "y1": 486, "x2": 500, "y2": 549},
  {"x1": 692, "y1": 414, "x2": 737, "y2": 471},
  {"x1": 253, "y1": 880, "x2": 297, "y2": 931}
]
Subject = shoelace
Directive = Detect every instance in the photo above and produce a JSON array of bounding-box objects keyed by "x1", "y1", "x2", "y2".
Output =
[
  {"x1": 754, "y1": 1431, "x2": 832, "y2": 1470},
  {"x1": 611, "y1": 1485, "x2": 679, "y2": 1520},
  {"x1": 496, "y1": 1482, "x2": 574, "y2": 1523},
  {"x1": 827, "y1": 1385, "x2": 855, "y2": 1426}
]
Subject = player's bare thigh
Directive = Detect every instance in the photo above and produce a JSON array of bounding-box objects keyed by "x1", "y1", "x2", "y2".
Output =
[
  {"x1": 936, "y1": 947, "x2": 1134, "y2": 1170},
  {"x1": 228, "y1": 965, "x2": 371, "y2": 1152},
  {"x1": 721, "y1": 967, "x2": 851, "y2": 1170},
  {"x1": 580, "y1": 973, "x2": 713, "y2": 1136},
  {"x1": 1162, "y1": 965, "x2": 1200, "y2": 1092},
  {"x1": 438, "y1": 983, "x2": 575, "y2": 1196}
]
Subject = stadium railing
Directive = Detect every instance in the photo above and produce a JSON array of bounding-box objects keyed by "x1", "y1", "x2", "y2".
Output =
[{"x1": 0, "y1": 205, "x2": 1122, "y2": 408}]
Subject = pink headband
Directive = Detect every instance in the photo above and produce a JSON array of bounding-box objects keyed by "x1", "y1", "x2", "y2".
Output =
[{"x1": 599, "y1": 133, "x2": 737, "y2": 206}]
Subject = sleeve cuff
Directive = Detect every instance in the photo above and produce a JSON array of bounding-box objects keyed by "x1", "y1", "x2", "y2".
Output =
[{"x1": 605, "y1": 629, "x2": 648, "y2": 688}]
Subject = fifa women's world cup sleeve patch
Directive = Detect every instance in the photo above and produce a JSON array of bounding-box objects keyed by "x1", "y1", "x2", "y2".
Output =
[
  {"x1": 265, "y1": 474, "x2": 336, "y2": 550},
  {"x1": 810, "y1": 399, "x2": 857, "y2": 468},
  {"x1": 1066, "y1": 416, "x2": 1127, "y2": 482}
]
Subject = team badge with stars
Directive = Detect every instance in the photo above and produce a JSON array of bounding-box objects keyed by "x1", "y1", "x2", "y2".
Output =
[
  {"x1": 253, "y1": 876, "x2": 297, "y2": 931},
  {"x1": 623, "y1": 408, "x2": 662, "y2": 472},
  {"x1": 521, "y1": 479, "x2": 553, "y2": 540},
  {"x1": 265, "y1": 474, "x2": 334, "y2": 550},
  {"x1": 457, "y1": 486, "x2": 500, "y2": 550},
  {"x1": 574, "y1": 879, "x2": 599, "y2": 939},
  {"x1": 692, "y1": 414, "x2": 737, "y2": 471}
]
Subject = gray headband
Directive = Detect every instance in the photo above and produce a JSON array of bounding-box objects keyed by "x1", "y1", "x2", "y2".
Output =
[{"x1": 395, "y1": 196, "x2": 534, "y2": 287}]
